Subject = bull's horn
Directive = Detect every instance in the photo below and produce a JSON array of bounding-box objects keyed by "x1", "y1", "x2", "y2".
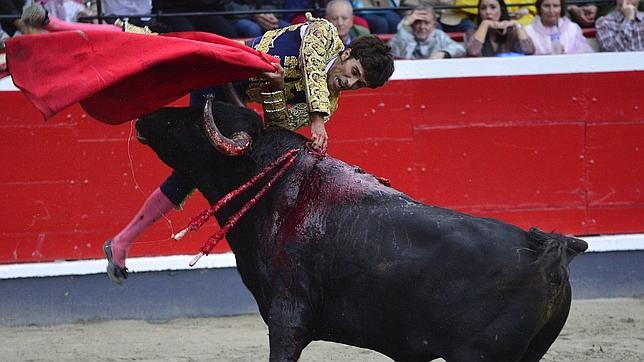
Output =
[{"x1": 202, "y1": 95, "x2": 252, "y2": 156}]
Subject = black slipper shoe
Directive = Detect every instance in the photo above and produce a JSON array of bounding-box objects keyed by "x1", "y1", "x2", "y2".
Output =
[{"x1": 103, "y1": 239, "x2": 128, "y2": 285}]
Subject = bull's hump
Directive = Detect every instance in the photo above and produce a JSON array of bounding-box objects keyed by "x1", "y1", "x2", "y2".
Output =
[{"x1": 312, "y1": 156, "x2": 405, "y2": 201}]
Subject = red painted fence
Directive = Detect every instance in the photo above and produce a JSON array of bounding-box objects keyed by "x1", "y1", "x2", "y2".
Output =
[{"x1": 1, "y1": 53, "x2": 643, "y2": 264}]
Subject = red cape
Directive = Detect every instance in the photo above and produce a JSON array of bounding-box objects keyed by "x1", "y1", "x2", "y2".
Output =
[{"x1": 5, "y1": 31, "x2": 277, "y2": 124}]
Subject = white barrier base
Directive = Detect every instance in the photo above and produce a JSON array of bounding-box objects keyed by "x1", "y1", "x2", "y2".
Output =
[{"x1": 1, "y1": 234, "x2": 644, "y2": 280}]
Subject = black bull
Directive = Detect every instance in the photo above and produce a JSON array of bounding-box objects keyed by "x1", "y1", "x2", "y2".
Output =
[{"x1": 136, "y1": 101, "x2": 588, "y2": 362}]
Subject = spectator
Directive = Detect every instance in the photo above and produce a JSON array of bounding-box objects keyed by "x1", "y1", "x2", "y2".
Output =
[
  {"x1": 401, "y1": 0, "x2": 477, "y2": 33},
  {"x1": 152, "y1": 0, "x2": 238, "y2": 38},
  {"x1": 326, "y1": 0, "x2": 370, "y2": 45},
  {"x1": 224, "y1": 0, "x2": 290, "y2": 38},
  {"x1": 568, "y1": 1, "x2": 642, "y2": 28},
  {"x1": 595, "y1": 0, "x2": 644, "y2": 51},
  {"x1": 437, "y1": 0, "x2": 477, "y2": 32},
  {"x1": 351, "y1": 0, "x2": 402, "y2": 33},
  {"x1": 567, "y1": 3, "x2": 600, "y2": 27},
  {"x1": 525, "y1": 0, "x2": 593, "y2": 54},
  {"x1": 505, "y1": 0, "x2": 537, "y2": 25},
  {"x1": 101, "y1": 0, "x2": 150, "y2": 18},
  {"x1": 40, "y1": 0, "x2": 92, "y2": 22},
  {"x1": 464, "y1": 0, "x2": 535, "y2": 56},
  {"x1": 0, "y1": 0, "x2": 27, "y2": 36},
  {"x1": 389, "y1": 5, "x2": 465, "y2": 58},
  {"x1": 284, "y1": 0, "x2": 371, "y2": 29}
]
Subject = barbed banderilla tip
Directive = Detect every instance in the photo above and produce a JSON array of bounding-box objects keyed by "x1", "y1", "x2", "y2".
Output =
[
  {"x1": 189, "y1": 252, "x2": 204, "y2": 267},
  {"x1": 172, "y1": 228, "x2": 189, "y2": 241}
]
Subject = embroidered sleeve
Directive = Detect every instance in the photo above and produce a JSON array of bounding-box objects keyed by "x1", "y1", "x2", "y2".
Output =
[{"x1": 299, "y1": 19, "x2": 344, "y2": 117}]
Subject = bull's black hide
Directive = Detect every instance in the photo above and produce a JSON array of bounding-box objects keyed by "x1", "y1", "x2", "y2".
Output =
[{"x1": 137, "y1": 102, "x2": 588, "y2": 362}]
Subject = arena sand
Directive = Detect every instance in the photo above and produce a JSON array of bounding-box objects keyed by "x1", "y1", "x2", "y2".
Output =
[{"x1": 1, "y1": 298, "x2": 643, "y2": 361}]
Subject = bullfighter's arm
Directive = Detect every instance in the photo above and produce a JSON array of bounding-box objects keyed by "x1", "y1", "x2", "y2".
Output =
[{"x1": 299, "y1": 18, "x2": 344, "y2": 119}]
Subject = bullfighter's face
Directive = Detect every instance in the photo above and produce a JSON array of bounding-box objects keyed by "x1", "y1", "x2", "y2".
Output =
[{"x1": 326, "y1": 49, "x2": 368, "y2": 93}]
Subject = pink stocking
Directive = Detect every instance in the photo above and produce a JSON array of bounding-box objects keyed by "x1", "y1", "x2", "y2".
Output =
[{"x1": 110, "y1": 188, "x2": 176, "y2": 267}]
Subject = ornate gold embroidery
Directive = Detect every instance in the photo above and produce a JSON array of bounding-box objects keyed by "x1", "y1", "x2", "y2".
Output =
[
  {"x1": 247, "y1": 18, "x2": 344, "y2": 131},
  {"x1": 286, "y1": 103, "x2": 310, "y2": 130},
  {"x1": 283, "y1": 56, "x2": 299, "y2": 79},
  {"x1": 254, "y1": 24, "x2": 301, "y2": 53},
  {"x1": 299, "y1": 18, "x2": 344, "y2": 116},
  {"x1": 114, "y1": 19, "x2": 157, "y2": 35}
]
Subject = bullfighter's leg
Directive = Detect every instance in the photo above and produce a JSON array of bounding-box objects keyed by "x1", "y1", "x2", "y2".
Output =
[
  {"x1": 104, "y1": 187, "x2": 175, "y2": 284},
  {"x1": 519, "y1": 284, "x2": 572, "y2": 362},
  {"x1": 266, "y1": 297, "x2": 312, "y2": 362},
  {"x1": 104, "y1": 171, "x2": 195, "y2": 284}
]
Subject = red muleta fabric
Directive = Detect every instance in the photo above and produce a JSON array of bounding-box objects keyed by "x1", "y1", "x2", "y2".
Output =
[{"x1": 5, "y1": 30, "x2": 278, "y2": 124}]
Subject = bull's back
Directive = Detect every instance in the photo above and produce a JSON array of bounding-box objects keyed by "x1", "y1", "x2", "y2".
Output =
[{"x1": 310, "y1": 197, "x2": 560, "y2": 354}]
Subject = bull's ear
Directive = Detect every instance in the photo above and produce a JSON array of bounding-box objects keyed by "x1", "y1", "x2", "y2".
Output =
[{"x1": 202, "y1": 96, "x2": 253, "y2": 156}]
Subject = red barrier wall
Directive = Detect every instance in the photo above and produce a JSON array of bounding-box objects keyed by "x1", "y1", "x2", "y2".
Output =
[{"x1": 1, "y1": 55, "x2": 643, "y2": 264}]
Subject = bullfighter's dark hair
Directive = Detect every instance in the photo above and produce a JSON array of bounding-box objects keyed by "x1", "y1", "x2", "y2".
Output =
[
  {"x1": 535, "y1": 0, "x2": 567, "y2": 17},
  {"x1": 346, "y1": 35, "x2": 395, "y2": 89}
]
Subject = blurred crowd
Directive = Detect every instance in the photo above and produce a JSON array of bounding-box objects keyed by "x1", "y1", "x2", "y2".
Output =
[{"x1": 1, "y1": 0, "x2": 643, "y2": 55}]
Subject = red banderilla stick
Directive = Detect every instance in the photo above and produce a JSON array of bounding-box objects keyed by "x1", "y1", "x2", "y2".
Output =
[
  {"x1": 187, "y1": 150, "x2": 299, "y2": 267},
  {"x1": 173, "y1": 148, "x2": 299, "y2": 241}
]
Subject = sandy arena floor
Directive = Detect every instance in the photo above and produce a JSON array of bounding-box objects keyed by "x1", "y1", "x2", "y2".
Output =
[{"x1": 1, "y1": 297, "x2": 643, "y2": 361}]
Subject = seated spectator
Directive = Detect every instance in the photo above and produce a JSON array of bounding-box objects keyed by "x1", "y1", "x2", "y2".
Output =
[
  {"x1": 326, "y1": 0, "x2": 370, "y2": 45},
  {"x1": 464, "y1": 0, "x2": 535, "y2": 56},
  {"x1": 401, "y1": 0, "x2": 476, "y2": 33},
  {"x1": 39, "y1": 0, "x2": 92, "y2": 23},
  {"x1": 224, "y1": 0, "x2": 290, "y2": 38},
  {"x1": 389, "y1": 5, "x2": 465, "y2": 58},
  {"x1": 568, "y1": 1, "x2": 642, "y2": 28},
  {"x1": 152, "y1": 0, "x2": 238, "y2": 38},
  {"x1": 505, "y1": 0, "x2": 537, "y2": 25},
  {"x1": 595, "y1": 0, "x2": 644, "y2": 51},
  {"x1": 102, "y1": 0, "x2": 171, "y2": 32},
  {"x1": 525, "y1": 0, "x2": 593, "y2": 54},
  {"x1": 567, "y1": 3, "x2": 600, "y2": 27},
  {"x1": 102, "y1": 0, "x2": 150, "y2": 18},
  {"x1": 437, "y1": 0, "x2": 477, "y2": 32},
  {"x1": 351, "y1": 0, "x2": 402, "y2": 33},
  {"x1": 284, "y1": 0, "x2": 370, "y2": 28}
]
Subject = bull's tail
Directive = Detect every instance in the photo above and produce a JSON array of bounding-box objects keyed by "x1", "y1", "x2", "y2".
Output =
[{"x1": 527, "y1": 227, "x2": 588, "y2": 295}]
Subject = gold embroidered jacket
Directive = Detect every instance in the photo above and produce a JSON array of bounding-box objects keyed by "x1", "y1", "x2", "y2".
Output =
[{"x1": 246, "y1": 17, "x2": 345, "y2": 131}]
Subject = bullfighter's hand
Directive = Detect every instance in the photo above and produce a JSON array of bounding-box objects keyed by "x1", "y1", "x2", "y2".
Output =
[
  {"x1": 261, "y1": 62, "x2": 285, "y2": 91},
  {"x1": 310, "y1": 113, "x2": 328, "y2": 153}
]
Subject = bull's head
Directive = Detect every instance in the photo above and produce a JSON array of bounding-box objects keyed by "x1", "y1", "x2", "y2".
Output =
[{"x1": 136, "y1": 100, "x2": 265, "y2": 202}]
